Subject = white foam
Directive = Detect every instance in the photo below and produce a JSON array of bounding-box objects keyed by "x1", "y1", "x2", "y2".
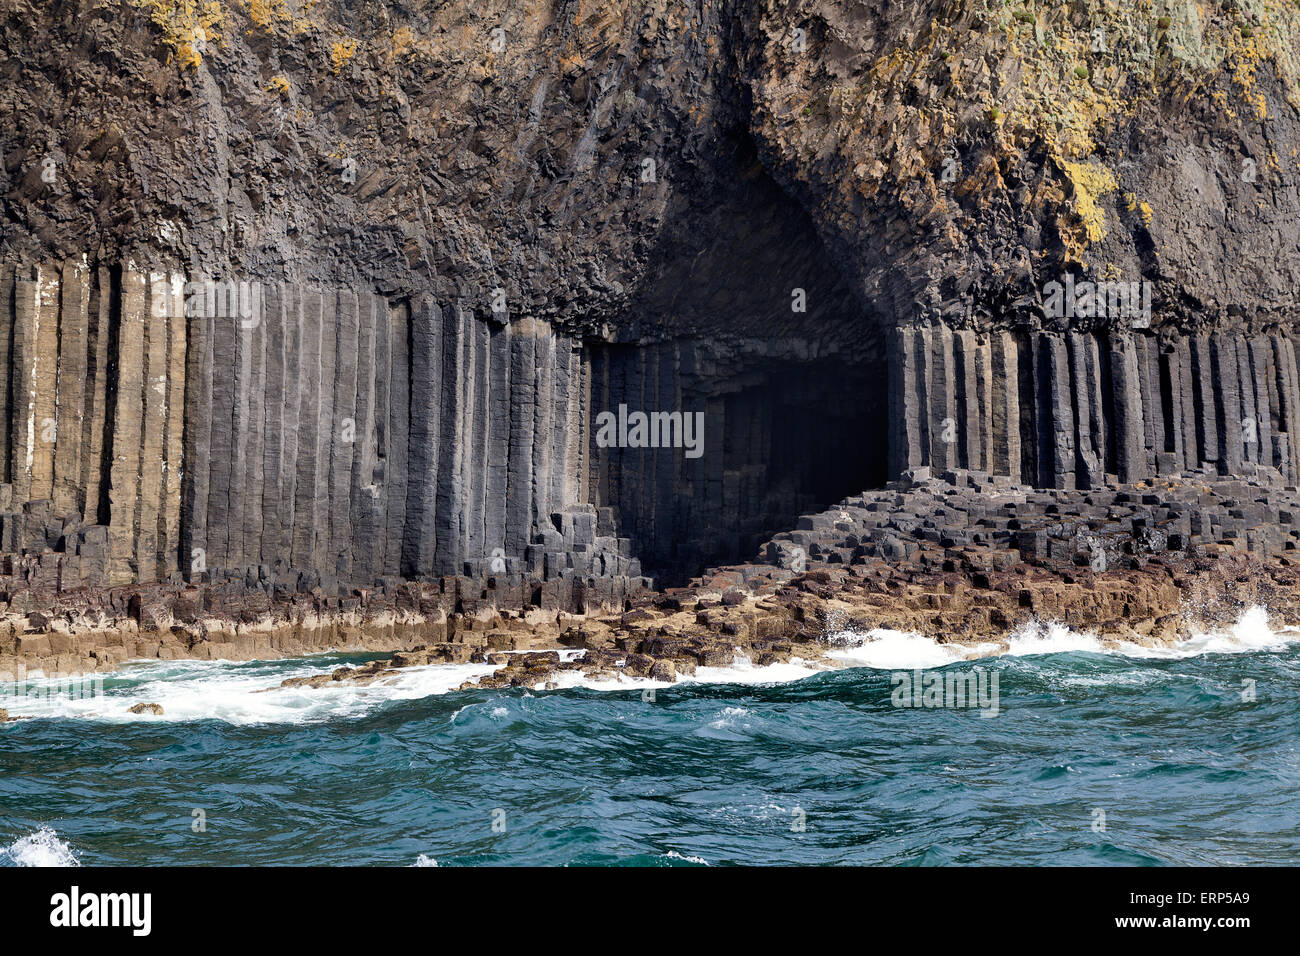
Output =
[
  {"x1": 3, "y1": 827, "x2": 79, "y2": 867},
  {"x1": 708, "y1": 705, "x2": 752, "y2": 729},
  {"x1": 1, "y1": 657, "x2": 501, "y2": 726},
  {"x1": 535, "y1": 650, "x2": 826, "y2": 693},
  {"x1": 1003, "y1": 618, "x2": 1107, "y2": 656},
  {"x1": 828, "y1": 605, "x2": 1300, "y2": 667},
  {"x1": 4, "y1": 607, "x2": 1292, "y2": 724},
  {"x1": 827, "y1": 628, "x2": 1002, "y2": 669},
  {"x1": 662, "y1": 850, "x2": 709, "y2": 865},
  {"x1": 1117, "y1": 605, "x2": 1299, "y2": 658},
  {"x1": 412, "y1": 854, "x2": 438, "y2": 867},
  {"x1": 689, "y1": 651, "x2": 826, "y2": 685}
]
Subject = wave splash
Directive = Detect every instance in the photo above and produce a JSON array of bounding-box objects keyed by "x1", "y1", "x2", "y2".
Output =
[
  {"x1": 1, "y1": 607, "x2": 1294, "y2": 725},
  {"x1": 827, "y1": 605, "x2": 1298, "y2": 670},
  {"x1": 3, "y1": 827, "x2": 79, "y2": 867}
]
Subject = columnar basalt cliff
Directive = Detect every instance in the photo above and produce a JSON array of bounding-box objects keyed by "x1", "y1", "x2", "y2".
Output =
[{"x1": 2, "y1": 0, "x2": 1300, "y2": 677}]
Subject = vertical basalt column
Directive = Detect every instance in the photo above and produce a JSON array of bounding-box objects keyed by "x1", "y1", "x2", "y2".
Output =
[
  {"x1": 53, "y1": 259, "x2": 89, "y2": 518},
  {"x1": 1191, "y1": 336, "x2": 1219, "y2": 471},
  {"x1": 1247, "y1": 336, "x2": 1275, "y2": 473},
  {"x1": 927, "y1": 325, "x2": 955, "y2": 472},
  {"x1": 107, "y1": 267, "x2": 147, "y2": 584},
  {"x1": 532, "y1": 323, "x2": 556, "y2": 539},
  {"x1": 290, "y1": 289, "x2": 323, "y2": 571},
  {"x1": 1069, "y1": 331, "x2": 1103, "y2": 489},
  {"x1": 0, "y1": 263, "x2": 12, "y2": 488},
  {"x1": 205, "y1": 295, "x2": 234, "y2": 569},
  {"x1": 1273, "y1": 335, "x2": 1300, "y2": 481},
  {"x1": 241, "y1": 288, "x2": 266, "y2": 571},
  {"x1": 311, "y1": 288, "x2": 339, "y2": 573},
  {"x1": 381, "y1": 299, "x2": 410, "y2": 578},
  {"x1": 350, "y1": 292, "x2": 383, "y2": 580},
  {"x1": 577, "y1": 342, "x2": 591, "y2": 507},
  {"x1": 1132, "y1": 335, "x2": 1157, "y2": 477},
  {"x1": 469, "y1": 308, "x2": 492, "y2": 568},
  {"x1": 404, "y1": 297, "x2": 442, "y2": 578},
  {"x1": 278, "y1": 285, "x2": 304, "y2": 570},
  {"x1": 225, "y1": 291, "x2": 251, "y2": 571},
  {"x1": 887, "y1": 327, "x2": 924, "y2": 474},
  {"x1": 330, "y1": 289, "x2": 360, "y2": 577},
  {"x1": 1170, "y1": 337, "x2": 1196, "y2": 470},
  {"x1": 27, "y1": 265, "x2": 59, "y2": 504},
  {"x1": 485, "y1": 321, "x2": 512, "y2": 567},
  {"x1": 973, "y1": 334, "x2": 994, "y2": 475},
  {"x1": 549, "y1": 338, "x2": 573, "y2": 514},
  {"x1": 83, "y1": 265, "x2": 114, "y2": 526},
  {"x1": 181, "y1": 276, "x2": 213, "y2": 579},
  {"x1": 259, "y1": 282, "x2": 286, "y2": 569},
  {"x1": 505, "y1": 322, "x2": 536, "y2": 559},
  {"x1": 434, "y1": 300, "x2": 467, "y2": 575},
  {"x1": 1235, "y1": 335, "x2": 1259, "y2": 467},
  {"x1": 990, "y1": 331, "x2": 1021, "y2": 482},
  {"x1": 159, "y1": 273, "x2": 187, "y2": 575},
  {"x1": 953, "y1": 331, "x2": 981, "y2": 471},
  {"x1": 1109, "y1": 334, "x2": 1145, "y2": 484},
  {"x1": 366, "y1": 290, "x2": 392, "y2": 578},
  {"x1": 8, "y1": 268, "x2": 36, "y2": 504},
  {"x1": 136, "y1": 274, "x2": 169, "y2": 581},
  {"x1": 1212, "y1": 334, "x2": 1245, "y2": 477},
  {"x1": 1042, "y1": 333, "x2": 1075, "y2": 489},
  {"x1": 588, "y1": 344, "x2": 609, "y2": 514},
  {"x1": 911, "y1": 327, "x2": 932, "y2": 469}
]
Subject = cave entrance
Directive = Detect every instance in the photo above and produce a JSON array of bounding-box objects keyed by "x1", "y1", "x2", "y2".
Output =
[
  {"x1": 587, "y1": 345, "x2": 887, "y2": 585},
  {"x1": 584, "y1": 133, "x2": 889, "y2": 586}
]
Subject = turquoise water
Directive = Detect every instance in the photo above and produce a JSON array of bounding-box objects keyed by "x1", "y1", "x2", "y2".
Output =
[{"x1": 2, "y1": 612, "x2": 1298, "y2": 866}]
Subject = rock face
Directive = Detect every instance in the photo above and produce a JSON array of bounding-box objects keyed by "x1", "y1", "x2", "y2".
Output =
[{"x1": 1, "y1": 1, "x2": 1300, "y2": 669}]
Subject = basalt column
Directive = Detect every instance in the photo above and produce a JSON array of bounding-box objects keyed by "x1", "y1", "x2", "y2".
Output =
[
  {"x1": 887, "y1": 325, "x2": 1300, "y2": 487},
  {"x1": 179, "y1": 288, "x2": 600, "y2": 590}
]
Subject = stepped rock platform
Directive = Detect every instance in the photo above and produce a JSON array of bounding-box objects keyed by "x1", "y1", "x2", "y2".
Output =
[{"x1": 7, "y1": 469, "x2": 1300, "y2": 688}]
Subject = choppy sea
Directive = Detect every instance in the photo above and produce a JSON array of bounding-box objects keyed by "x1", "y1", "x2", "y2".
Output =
[{"x1": 2, "y1": 607, "x2": 1297, "y2": 866}]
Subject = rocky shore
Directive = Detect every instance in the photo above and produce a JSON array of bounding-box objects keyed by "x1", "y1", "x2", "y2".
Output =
[{"x1": 5, "y1": 471, "x2": 1299, "y2": 693}]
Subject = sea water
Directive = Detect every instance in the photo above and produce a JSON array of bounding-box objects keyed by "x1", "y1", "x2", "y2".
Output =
[{"x1": 1, "y1": 607, "x2": 1297, "y2": 866}]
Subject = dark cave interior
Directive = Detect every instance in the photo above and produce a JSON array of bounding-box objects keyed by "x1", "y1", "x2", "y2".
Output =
[{"x1": 586, "y1": 135, "x2": 889, "y2": 586}]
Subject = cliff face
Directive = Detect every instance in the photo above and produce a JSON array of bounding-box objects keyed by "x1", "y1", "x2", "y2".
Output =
[{"x1": 1, "y1": 0, "x2": 1299, "y2": 599}]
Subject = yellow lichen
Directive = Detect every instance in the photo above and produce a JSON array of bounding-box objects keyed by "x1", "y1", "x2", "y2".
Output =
[
  {"x1": 241, "y1": 0, "x2": 287, "y2": 31},
  {"x1": 266, "y1": 74, "x2": 289, "y2": 95},
  {"x1": 392, "y1": 26, "x2": 416, "y2": 59},
  {"x1": 130, "y1": 0, "x2": 224, "y2": 70},
  {"x1": 1061, "y1": 160, "x2": 1118, "y2": 244},
  {"x1": 330, "y1": 38, "x2": 357, "y2": 75},
  {"x1": 763, "y1": 0, "x2": 1300, "y2": 262}
]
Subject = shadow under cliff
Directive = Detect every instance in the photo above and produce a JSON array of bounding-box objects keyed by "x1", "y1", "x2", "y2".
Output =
[{"x1": 587, "y1": 132, "x2": 889, "y2": 586}]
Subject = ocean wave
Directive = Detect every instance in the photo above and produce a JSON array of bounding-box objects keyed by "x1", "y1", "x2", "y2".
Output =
[
  {"x1": 662, "y1": 850, "x2": 709, "y2": 865},
  {"x1": 827, "y1": 605, "x2": 1299, "y2": 669},
  {"x1": 827, "y1": 628, "x2": 1002, "y2": 669},
  {"x1": 0, "y1": 657, "x2": 499, "y2": 726},
  {"x1": 3, "y1": 607, "x2": 1294, "y2": 724},
  {"x1": 2, "y1": 827, "x2": 79, "y2": 867}
]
